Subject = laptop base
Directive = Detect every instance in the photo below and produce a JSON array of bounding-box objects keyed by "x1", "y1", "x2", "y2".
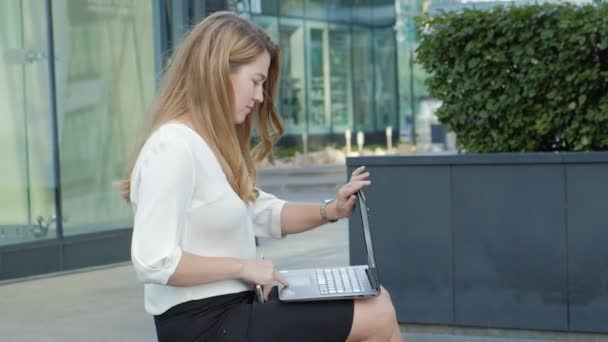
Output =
[{"x1": 277, "y1": 265, "x2": 379, "y2": 302}]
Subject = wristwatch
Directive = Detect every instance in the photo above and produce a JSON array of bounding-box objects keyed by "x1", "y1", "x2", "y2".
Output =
[{"x1": 320, "y1": 199, "x2": 338, "y2": 223}]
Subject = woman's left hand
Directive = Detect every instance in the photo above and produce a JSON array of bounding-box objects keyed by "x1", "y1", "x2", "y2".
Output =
[{"x1": 329, "y1": 166, "x2": 371, "y2": 220}]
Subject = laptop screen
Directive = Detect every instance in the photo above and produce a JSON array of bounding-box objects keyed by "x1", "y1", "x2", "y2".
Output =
[{"x1": 357, "y1": 190, "x2": 380, "y2": 291}]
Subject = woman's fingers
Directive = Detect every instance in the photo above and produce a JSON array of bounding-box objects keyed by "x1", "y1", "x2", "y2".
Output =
[
  {"x1": 351, "y1": 165, "x2": 366, "y2": 178},
  {"x1": 345, "y1": 180, "x2": 371, "y2": 195},
  {"x1": 264, "y1": 275, "x2": 288, "y2": 301},
  {"x1": 350, "y1": 171, "x2": 370, "y2": 181},
  {"x1": 274, "y1": 270, "x2": 289, "y2": 288}
]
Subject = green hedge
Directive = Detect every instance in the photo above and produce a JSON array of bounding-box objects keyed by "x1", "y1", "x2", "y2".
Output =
[{"x1": 416, "y1": 2, "x2": 608, "y2": 152}]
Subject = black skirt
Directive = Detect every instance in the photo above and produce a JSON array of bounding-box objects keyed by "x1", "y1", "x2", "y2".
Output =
[{"x1": 154, "y1": 287, "x2": 354, "y2": 342}]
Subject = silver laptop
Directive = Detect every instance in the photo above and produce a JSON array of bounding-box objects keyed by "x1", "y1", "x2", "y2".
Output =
[{"x1": 277, "y1": 190, "x2": 381, "y2": 301}]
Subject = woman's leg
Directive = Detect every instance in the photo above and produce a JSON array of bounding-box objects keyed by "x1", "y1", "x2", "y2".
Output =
[
  {"x1": 389, "y1": 320, "x2": 403, "y2": 342},
  {"x1": 346, "y1": 286, "x2": 402, "y2": 342}
]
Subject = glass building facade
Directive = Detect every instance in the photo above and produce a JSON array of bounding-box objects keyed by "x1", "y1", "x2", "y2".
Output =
[
  {"x1": 245, "y1": 0, "x2": 399, "y2": 146},
  {"x1": 0, "y1": 0, "x2": 398, "y2": 280}
]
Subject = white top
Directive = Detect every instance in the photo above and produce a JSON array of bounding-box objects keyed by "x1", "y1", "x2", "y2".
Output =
[{"x1": 129, "y1": 122, "x2": 286, "y2": 315}]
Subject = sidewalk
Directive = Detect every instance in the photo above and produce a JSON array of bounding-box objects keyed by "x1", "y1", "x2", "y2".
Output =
[{"x1": 0, "y1": 167, "x2": 606, "y2": 341}]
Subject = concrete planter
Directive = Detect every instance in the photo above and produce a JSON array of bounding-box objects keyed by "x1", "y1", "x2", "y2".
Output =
[{"x1": 347, "y1": 152, "x2": 608, "y2": 333}]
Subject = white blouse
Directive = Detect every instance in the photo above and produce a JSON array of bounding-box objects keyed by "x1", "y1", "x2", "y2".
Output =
[{"x1": 129, "y1": 122, "x2": 286, "y2": 315}]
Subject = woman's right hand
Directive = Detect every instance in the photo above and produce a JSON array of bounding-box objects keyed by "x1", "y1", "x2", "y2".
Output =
[{"x1": 240, "y1": 259, "x2": 289, "y2": 301}]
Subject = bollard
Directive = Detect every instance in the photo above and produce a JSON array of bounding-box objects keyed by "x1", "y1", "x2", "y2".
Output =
[
  {"x1": 385, "y1": 126, "x2": 393, "y2": 153},
  {"x1": 302, "y1": 132, "x2": 308, "y2": 161},
  {"x1": 356, "y1": 131, "x2": 364, "y2": 155},
  {"x1": 345, "y1": 129, "x2": 352, "y2": 155}
]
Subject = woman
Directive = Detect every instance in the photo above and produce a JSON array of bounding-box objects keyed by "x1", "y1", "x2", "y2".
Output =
[{"x1": 123, "y1": 11, "x2": 402, "y2": 342}]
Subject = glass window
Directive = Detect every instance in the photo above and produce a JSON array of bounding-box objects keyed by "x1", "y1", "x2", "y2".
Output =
[
  {"x1": 52, "y1": 1, "x2": 156, "y2": 236},
  {"x1": 372, "y1": 0, "x2": 396, "y2": 27},
  {"x1": 328, "y1": 24, "x2": 353, "y2": 132},
  {"x1": 351, "y1": 27, "x2": 374, "y2": 131},
  {"x1": 278, "y1": 18, "x2": 306, "y2": 135},
  {"x1": 373, "y1": 28, "x2": 398, "y2": 131},
  {"x1": 304, "y1": 0, "x2": 327, "y2": 20},
  {"x1": 252, "y1": 15, "x2": 279, "y2": 43},
  {"x1": 328, "y1": 0, "x2": 352, "y2": 23},
  {"x1": 0, "y1": 0, "x2": 58, "y2": 246},
  {"x1": 280, "y1": 0, "x2": 305, "y2": 17},
  {"x1": 351, "y1": 0, "x2": 372, "y2": 25},
  {"x1": 249, "y1": 0, "x2": 279, "y2": 16},
  {"x1": 306, "y1": 21, "x2": 330, "y2": 134}
]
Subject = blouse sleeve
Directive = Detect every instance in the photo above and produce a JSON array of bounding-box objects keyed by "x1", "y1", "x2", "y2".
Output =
[
  {"x1": 130, "y1": 134, "x2": 195, "y2": 285},
  {"x1": 251, "y1": 189, "x2": 287, "y2": 239}
]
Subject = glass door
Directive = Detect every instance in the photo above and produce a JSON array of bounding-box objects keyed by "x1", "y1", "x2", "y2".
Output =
[
  {"x1": 0, "y1": 0, "x2": 59, "y2": 245},
  {"x1": 306, "y1": 21, "x2": 331, "y2": 134}
]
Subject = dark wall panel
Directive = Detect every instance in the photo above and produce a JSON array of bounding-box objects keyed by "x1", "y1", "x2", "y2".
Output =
[
  {"x1": 0, "y1": 229, "x2": 132, "y2": 281},
  {"x1": 348, "y1": 153, "x2": 608, "y2": 333},
  {"x1": 566, "y1": 164, "x2": 608, "y2": 332},
  {"x1": 62, "y1": 231, "x2": 132, "y2": 270},
  {"x1": 1, "y1": 244, "x2": 61, "y2": 280},
  {"x1": 349, "y1": 164, "x2": 454, "y2": 324},
  {"x1": 452, "y1": 165, "x2": 568, "y2": 330}
]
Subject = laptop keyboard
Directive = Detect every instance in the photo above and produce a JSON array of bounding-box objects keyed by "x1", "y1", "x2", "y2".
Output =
[{"x1": 315, "y1": 268, "x2": 363, "y2": 295}]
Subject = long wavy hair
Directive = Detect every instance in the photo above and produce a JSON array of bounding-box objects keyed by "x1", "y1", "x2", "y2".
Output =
[{"x1": 122, "y1": 11, "x2": 283, "y2": 203}]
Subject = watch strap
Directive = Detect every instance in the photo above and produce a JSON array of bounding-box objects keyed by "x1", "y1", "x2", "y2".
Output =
[{"x1": 320, "y1": 199, "x2": 338, "y2": 223}]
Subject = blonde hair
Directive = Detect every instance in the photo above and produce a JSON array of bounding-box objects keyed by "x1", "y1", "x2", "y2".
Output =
[{"x1": 121, "y1": 11, "x2": 283, "y2": 203}]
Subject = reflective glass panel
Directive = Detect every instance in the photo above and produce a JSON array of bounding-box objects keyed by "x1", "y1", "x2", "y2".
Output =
[
  {"x1": 306, "y1": 22, "x2": 330, "y2": 134},
  {"x1": 373, "y1": 28, "x2": 398, "y2": 129},
  {"x1": 0, "y1": 0, "x2": 58, "y2": 245},
  {"x1": 252, "y1": 15, "x2": 279, "y2": 42},
  {"x1": 372, "y1": 0, "x2": 396, "y2": 26},
  {"x1": 351, "y1": 27, "x2": 374, "y2": 131},
  {"x1": 280, "y1": 0, "x2": 305, "y2": 17},
  {"x1": 351, "y1": 0, "x2": 372, "y2": 25},
  {"x1": 328, "y1": 0, "x2": 352, "y2": 23},
  {"x1": 304, "y1": 0, "x2": 327, "y2": 19},
  {"x1": 249, "y1": 0, "x2": 279, "y2": 16},
  {"x1": 328, "y1": 24, "x2": 353, "y2": 132},
  {"x1": 52, "y1": 0, "x2": 156, "y2": 235},
  {"x1": 278, "y1": 18, "x2": 306, "y2": 134}
]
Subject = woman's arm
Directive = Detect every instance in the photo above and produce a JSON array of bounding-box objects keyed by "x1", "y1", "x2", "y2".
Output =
[
  {"x1": 166, "y1": 252, "x2": 244, "y2": 287},
  {"x1": 167, "y1": 251, "x2": 288, "y2": 289},
  {"x1": 279, "y1": 201, "x2": 339, "y2": 235},
  {"x1": 280, "y1": 166, "x2": 370, "y2": 236}
]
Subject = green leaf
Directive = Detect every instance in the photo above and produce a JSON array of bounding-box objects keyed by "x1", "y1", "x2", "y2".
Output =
[
  {"x1": 468, "y1": 58, "x2": 480, "y2": 68},
  {"x1": 578, "y1": 94, "x2": 587, "y2": 105},
  {"x1": 541, "y1": 30, "x2": 554, "y2": 39}
]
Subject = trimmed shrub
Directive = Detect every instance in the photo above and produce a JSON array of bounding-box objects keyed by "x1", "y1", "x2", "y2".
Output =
[{"x1": 416, "y1": 2, "x2": 608, "y2": 152}]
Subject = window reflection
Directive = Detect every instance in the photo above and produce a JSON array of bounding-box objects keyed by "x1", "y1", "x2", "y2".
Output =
[
  {"x1": 372, "y1": 0, "x2": 396, "y2": 26},
  {"x1": 52, "y1": 0, "x2": 155, "y2": 236},
  {"x1": 352, "y1": 27, "x2": 374, "y2": 131},
  {"x1": 374, "y1": 28, "x2": 398, "y2": 129},
  {"x1": 305, "y1": 0, "x2": 327, "y2": 19},
  {"x1": 252, "y1": 15, "x2": 279, "y2": 43},
  {"x1": 280, "y1": 0, "x2": 304, "y2": 17},
  {"x1": 351, "y1": 0, "x2": 372, "y2": 25},
  {"x1": 329, "y1": 24, "x2": 352, "y2": 131},
  {"x1": 250, "y1": 0, "x2": 279, "y2": 16},
  {"x1": 0, "y1": 0, "x2": 57, "y2": 245},
  {"x1": 328, "y1": 0, "x2": 352, "y2": 22},
  {"x1": 307, "y1": 22, "x2": 330, "y2": 133},
  {"x1": 278, "y1": 19, "x2": 306, "y2": 134}
]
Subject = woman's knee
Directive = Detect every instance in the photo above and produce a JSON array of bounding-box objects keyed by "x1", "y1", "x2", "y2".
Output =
[
  {"x1": 378, "y1": 286, "x2": 397, "y2": 322},
  {"x1": 347, "y1": 286, "x2": 397, "y2": 341}
]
